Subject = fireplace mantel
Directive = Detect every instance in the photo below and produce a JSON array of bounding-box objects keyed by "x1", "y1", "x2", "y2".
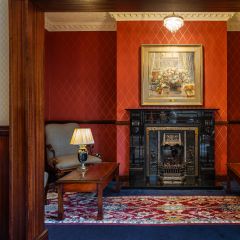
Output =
[
  {"x1": 127, "y1": 108, "x2": 218, "y2": 188},
  {"x1": 126, "y1": 107, "x2": 219, "y2": 111}
]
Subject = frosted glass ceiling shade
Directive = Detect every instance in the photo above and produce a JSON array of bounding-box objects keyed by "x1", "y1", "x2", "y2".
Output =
[
  {"x1": 70, "y1": 128, "x2": 94, "y2": 145},
  {"x1": 163, "y1": 14, "x2": 184, "y2": 33}
]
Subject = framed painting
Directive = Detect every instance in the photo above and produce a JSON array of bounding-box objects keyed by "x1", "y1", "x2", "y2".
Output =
[{"x1": 141, "y1": 44, "x2": 203, "y2": 106}]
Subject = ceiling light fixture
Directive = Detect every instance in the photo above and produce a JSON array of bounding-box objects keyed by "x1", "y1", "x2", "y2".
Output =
[{"x1": 163, "y1": 12, "x2": 184, "y2": 33}]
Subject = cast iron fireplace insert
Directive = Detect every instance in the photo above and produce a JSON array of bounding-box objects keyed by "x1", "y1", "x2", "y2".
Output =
[{"x1": 127, "y1": 108, "x2": 219, "y2": 188}]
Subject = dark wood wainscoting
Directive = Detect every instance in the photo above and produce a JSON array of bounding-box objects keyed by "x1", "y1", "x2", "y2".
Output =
[{"x1": 0, "y1": 126, "x2": 9, "y2": 240}]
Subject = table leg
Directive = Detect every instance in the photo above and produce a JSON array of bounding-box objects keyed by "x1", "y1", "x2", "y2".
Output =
[
  {"x1": 97, "y1": 183, "x2": 103, "y2": 220},
  {"x1": 226, "y1": 170, "x2": 232, "y2": 193},
  {"x1": 58, "y1": 184, "x2": 64, "y2": 220},
  {"x1": 115, "y1": 166, "x2": 120, "y2": 193}
]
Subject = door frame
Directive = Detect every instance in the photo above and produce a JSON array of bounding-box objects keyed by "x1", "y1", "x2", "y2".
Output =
[
  {"x1": 9, "y1": 0, "x2": 46, "y2": 239},
  {"x1": 8, "y1": 0, "x2": 240, "y2": 239}
]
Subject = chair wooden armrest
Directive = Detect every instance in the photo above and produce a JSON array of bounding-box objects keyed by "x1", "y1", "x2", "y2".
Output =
[
  {"x1": 46, "y1": 144, "x2": 56, "y2": 158},
  {"x1": 227, "y1": 163, "x2": 240, "y2": 193},
  {"x1": 94, "y1": 153, "x2": 102, "y2": 159},
  {"x1": 88, "y1": 145, "x2": 102, "y2": 159},
  {"x1": 46, "y1": 144, "x2": 58, "y2": 169}
]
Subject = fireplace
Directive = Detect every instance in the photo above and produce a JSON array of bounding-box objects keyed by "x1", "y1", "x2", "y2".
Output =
[
  {"x1": 146, "y1": 126, "x2": 198, "y2": 184},
  {"x1": 127, "y1": 108, "x2": 217, "y2": 188}
]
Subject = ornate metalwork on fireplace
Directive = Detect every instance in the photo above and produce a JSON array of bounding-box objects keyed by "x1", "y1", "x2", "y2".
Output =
[{"x1": 127, "y1": 108, "x2": 218, "y2": 187}]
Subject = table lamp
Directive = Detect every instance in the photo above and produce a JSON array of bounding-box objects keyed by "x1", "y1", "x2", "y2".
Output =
[{"x1": 70, "y1": 128, "x2": 94, "y2": 171}]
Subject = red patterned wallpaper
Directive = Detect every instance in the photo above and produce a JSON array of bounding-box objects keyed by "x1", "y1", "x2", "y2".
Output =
[
  {"x1": 45, "y1": 31, "x2": 117, "y2": 163},
  {"x1": 79, "y1": 124, "x2": 116, "y2": 163},
  {"x1": 227, "y1": 32, "x2": 240, "y2": 164},
  {"x1": 45, "y1": 23, "x2": 231, "y2": 176},
  {"x1": 116, "y1": 21, "x2": 227, "y2": 121},
  {"x1": 228, "y1": 125, "x2": 240, "y2": 163},
  {"x1": 227, "y1": 32, "x2": 240, "y2": 120},
  {"x1": 45, "y1": 31, "x2": 116, "y2": 121},
  {"x1": 116, "y1": 21, "x2": 227, "y2": 175},
  {"x1": 116, "y1": 125, "x2": 129, "y2": 175}
]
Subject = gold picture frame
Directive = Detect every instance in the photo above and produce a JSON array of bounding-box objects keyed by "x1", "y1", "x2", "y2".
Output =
[{"x1": 141, "y1": 44, "x2": 203, "y2": 106}]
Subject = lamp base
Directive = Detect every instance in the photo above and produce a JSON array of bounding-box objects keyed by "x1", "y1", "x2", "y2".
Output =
[
  {"x1": 77, "y1": 166, "x2": 88, "y2": 178},
  {"x1": 78, "y1": 145, "x2": 88, "y2": 171},
  {"x1": 80, "y1": 162, "x2": 87, "y2": 171}
]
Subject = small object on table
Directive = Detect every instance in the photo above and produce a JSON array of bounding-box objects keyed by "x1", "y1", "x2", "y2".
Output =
[{"x1": 70, "y1": 128, "x2": 94, "y2": 171}]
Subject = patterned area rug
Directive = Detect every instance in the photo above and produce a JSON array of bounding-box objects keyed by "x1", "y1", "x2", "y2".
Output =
[{"x1": 45, "y1": 192, "x2": 240, "y2": 225}]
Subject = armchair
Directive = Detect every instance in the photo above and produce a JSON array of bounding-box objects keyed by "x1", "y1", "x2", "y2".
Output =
[{"x1": 45, "y1": 123, "x2": 101, "y2": 177}]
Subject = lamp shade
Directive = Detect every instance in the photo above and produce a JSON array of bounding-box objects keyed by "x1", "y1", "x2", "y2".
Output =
[{"x1": 70, "y1": 128, "x2": 94, "y2": 145}]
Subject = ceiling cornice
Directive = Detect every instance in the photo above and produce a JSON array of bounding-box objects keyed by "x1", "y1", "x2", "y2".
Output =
[
  {"x1": 110, "y1": 12, "x2": 234, "y2": 21},
  {"x1": 45, "y1": 12, "x2": 239, "y2": 32},
  {"x1": 45, "y1": 13, "x2": 116, "y2": 31},
  {"x1": 228, "y1": 22, "x2": 240, "y2": 31},
  {"x1": 227, "y1": 13, "x2": 240, "y2": 31},
  {"x1": 45, "y1": 18, "x2": 116, "y2": 32}
]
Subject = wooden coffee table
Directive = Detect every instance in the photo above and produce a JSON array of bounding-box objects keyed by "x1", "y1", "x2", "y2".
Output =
[{"x1": 57, "y1": 162, "x2": 120, "y2": 220}]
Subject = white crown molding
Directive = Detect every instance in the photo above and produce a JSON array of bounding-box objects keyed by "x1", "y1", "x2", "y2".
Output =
[
  {"x1": 45, "y1": 14, "x2": 116, "y2": 32},
  {"x1": 227, "y1": 13, "x2": 240, "y2": 31},
  {"x1": 45, "y1": 12, "x2": 239, "y2": 32},
  {"x1": 227, "y1": 22, "x2": 240, "y2": 31},
  {"x1": 110, "y1": 12, "x2": 235, "y2": 21}
]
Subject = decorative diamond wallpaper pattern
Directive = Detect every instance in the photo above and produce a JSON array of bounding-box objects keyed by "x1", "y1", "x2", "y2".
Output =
[
  {"x1": 45, "y1": 31, "x2": 117, "y2": 164},
  {"x1": 45, "y1": 21, "x2": 232, "y2": 176},
  {"x1": 116, "y1": 125, "x2": 129, "y2": 175},
  {"x1": 228, "y1": 125, "x2": 240, "y2": 163},
  {"x1": 0, "y1": 0, "x2": 9, "y2": 125},
  {"x1": 215, "y1": 126, "x2": 227, "y2": 175},
  {"x1": 116, "y1": 21, "x2": 227, "y2": 122},
  {"x1": 80, "y1": 124, "x2": 116, "y2": 163},
  {"x1": 116, "y1": 21, "x2": 227, "y2": 175},
  {"x1": 227, "y1": 32, "x2": 240, "y2": 120},
  {"x1": 45, "y1": 31, "x2": 116, "y2": 121},
  {"x1": 227, "y1": 32, "x2": 240, "y2": 165}
]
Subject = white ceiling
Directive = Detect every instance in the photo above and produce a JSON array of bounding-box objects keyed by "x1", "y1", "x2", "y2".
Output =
[{"x1": 45, "y1": 12, "x2": 240, "y2": 32}]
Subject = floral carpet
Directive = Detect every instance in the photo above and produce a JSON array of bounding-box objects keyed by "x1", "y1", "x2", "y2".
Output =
[{"x1": 45, "y1": 192, "x2": 240, "y2": 225}]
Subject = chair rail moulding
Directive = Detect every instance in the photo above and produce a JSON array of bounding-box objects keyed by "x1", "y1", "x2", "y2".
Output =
[
  {"x1": 110, "y1": 12, "x2": 234, "y2": 21},
  {"x1": 45, "y1": 120, "x2": 116, "y2": 125}
]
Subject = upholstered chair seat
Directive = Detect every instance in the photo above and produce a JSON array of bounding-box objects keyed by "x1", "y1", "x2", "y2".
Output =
[{"x1": 45, "y1": 123, "x2": 101, "y2": 177}]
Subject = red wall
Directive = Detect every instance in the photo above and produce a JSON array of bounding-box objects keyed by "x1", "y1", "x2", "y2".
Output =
[
  {"x1": 45, "y1": 22, "x2": 229, "y2": 176},
  {"x1": 116, "y1": 21, "x2": 228, "y2": 175},
  {"x1": 227, "y1": 32, "x2": 240, "y2": 163},
  {"x1": 45, "y1": 31, "x2": 117, "y2": 162},
  {"x1": 45, "y1": 31, "x2": 116, "y2": 121}
]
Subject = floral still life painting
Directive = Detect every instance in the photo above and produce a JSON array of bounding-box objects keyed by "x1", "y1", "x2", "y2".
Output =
[{"x1": 141, "y1": 45, "x2": 203, "y2": 106}]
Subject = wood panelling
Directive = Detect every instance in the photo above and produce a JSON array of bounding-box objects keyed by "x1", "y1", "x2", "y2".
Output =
[
  {"x1": 33, "y1": 0, "x2": 240, "y2": 12},
  {"x1": 9, "y1": 0, "x2": 47, "y2": 239},
  {"x1": 0, "y1": 127, "x2": 9, "y2": 240}
]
